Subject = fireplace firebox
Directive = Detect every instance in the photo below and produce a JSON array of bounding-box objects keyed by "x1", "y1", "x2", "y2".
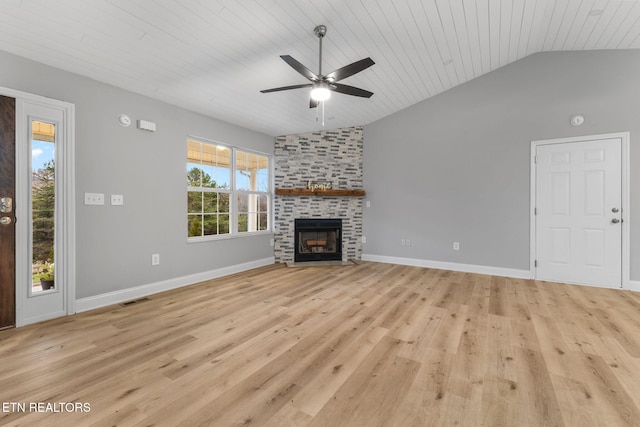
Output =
[{"x1": 294, "y1": 218, "x2": 342, "y2": 262}]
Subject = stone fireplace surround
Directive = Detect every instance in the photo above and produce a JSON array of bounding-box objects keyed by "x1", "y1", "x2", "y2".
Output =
[{"x1": 274, "y1": 126, "x2": 364, "y2": 263}]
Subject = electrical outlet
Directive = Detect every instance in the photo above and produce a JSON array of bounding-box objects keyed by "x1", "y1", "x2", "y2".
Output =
[
  {"x1": 111, "y1": 194, "x2": 124, "y2": 205},
  {"x1": 406, "y1": 239, "x2": 411, "y2": 246},
  {"x1": 453, "y1": 242, "x2": 460, "y2": 251},
  {"x1": 151, "y1": 253, "x2": 160, "y2": 266},
  {"x1": 401, "y1": 239, "x2": 406, "y2": 246},
  {"x1": 362, "y1": 236, "x2": 367, "y2": 244}
]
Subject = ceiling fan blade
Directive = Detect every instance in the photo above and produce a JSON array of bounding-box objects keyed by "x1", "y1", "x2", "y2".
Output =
[
  {"x1": 309, "y1": 98, "x2": 319, "y2": 109},
  {"x1": 280, "y1": 55, "x2": 319, "y2": 81},
  {"x1": 331, "y1": 83, "x2": 374, "y2": 98},
  {"x1": 260, "y1": 83, "x2": 313, "y2": 93},
  {"x1": 325, "y1": 57, "x2": 375, "y2": 82}
]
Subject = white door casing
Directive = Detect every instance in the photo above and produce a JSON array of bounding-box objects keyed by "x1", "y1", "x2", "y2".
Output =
[
  {"x1": 531, "y1": 133, "x2": 629, "y2": 289},
  {"x1": 0, "y1": 86, "x2": 76, "y2": 326}
]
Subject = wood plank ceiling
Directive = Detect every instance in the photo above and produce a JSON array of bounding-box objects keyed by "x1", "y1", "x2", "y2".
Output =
[{"x1": 1, "y1": 0, "x2": 639, "y2": 137}]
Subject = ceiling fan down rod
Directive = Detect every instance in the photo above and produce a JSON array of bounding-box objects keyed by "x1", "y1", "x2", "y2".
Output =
[{"x1": 314, "y1": 25, "x2": 327, "y2": 77}]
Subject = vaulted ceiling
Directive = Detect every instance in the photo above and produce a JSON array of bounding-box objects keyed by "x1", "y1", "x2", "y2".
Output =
[{"x1": 1, "y1": 1, "x2": 639, "y2": 137}]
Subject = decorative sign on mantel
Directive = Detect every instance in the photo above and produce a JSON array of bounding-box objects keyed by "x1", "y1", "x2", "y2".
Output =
[{"x1": 307, "y1": 180, "x2": 331, "y2": 191}]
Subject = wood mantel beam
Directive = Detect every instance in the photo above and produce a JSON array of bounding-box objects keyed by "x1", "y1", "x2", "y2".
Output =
[{"x1": 275, "y1": 188, "x2": 366, "y2": 197}]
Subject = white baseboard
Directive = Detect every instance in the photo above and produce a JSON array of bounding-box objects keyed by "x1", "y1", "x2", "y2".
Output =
[
  {"x1": 361, "y1": 254, "x2": 532, "y2": 279},
  {"x1": 627, "y1": 280, "x2": 640, "y2": 292},
  {"x1": 75, "y1": 257, "x2": 275, "y2": 313}
]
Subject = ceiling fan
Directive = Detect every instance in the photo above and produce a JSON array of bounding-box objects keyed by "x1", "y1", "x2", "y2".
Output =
[{"x1": 261, "y1": 25, "x2": 375, "y2": 108}]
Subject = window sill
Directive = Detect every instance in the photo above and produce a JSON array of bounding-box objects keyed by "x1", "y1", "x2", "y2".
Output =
[{"x1": 187, "y1": 230, "x2": 273, "y2": 244}]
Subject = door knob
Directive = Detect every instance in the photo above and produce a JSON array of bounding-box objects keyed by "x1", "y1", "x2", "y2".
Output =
[
  {"x1": 611, "y1": 218, "x2": 620, "y2": 224},
  {"x1": 612, "y1": 207, "x2": 619, "y2": 213},
  {"x1": 0, "y1": 197, "x2": 12, "y2": 213},
  {"x1": 0, "y1": 216, "x2": 12, "y2": 225}
]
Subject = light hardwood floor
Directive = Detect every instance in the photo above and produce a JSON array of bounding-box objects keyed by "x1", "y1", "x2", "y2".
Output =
[{"x1": 2, "y1": 262, "x2": 640, "y2": 426}]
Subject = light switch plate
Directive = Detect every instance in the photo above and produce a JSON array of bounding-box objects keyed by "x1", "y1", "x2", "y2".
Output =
[{"x1": 84, "y1": 193, "x2": 104, "y2": 205}]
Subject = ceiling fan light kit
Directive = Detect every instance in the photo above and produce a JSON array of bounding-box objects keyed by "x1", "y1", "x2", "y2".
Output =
[
  {"x1": 261, "y1": 24, "x2": 375, "y2": 120},
  {"x1": 310, "y1": 84, "x2": 331, "y2": 101}
]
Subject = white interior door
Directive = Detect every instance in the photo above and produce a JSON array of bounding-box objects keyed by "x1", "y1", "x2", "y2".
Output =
[{"x1": 535, "y1": 137, "x2": 622, "y2": 288}]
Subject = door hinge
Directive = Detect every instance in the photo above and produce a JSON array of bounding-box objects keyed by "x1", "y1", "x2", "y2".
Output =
[
  {"x1": 534, "y1": 260, "x2": 538, "y2": 268},
  {"x1": 534, "y1": 207, "x2": 537, "y2": 215}
]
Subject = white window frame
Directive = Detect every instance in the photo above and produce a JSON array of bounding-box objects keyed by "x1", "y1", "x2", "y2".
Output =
[{"x1": 187, "y1": 137, "x2": 272, "y2": 242}]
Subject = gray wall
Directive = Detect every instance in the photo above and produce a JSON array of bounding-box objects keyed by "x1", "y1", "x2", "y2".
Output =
[
  {"x1": 363, "y1": 50, "x2": 640, "y2": 279},
  {"x1": 0, "y1": 50, "x2": 274, "y2": 299}
]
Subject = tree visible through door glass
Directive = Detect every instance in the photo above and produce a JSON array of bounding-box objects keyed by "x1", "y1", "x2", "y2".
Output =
[{"x1": 31, "y1": 120, "x2": 55, "y2": 293}]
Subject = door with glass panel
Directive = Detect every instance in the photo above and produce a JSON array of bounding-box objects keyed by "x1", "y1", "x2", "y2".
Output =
[
  {"x1": 19, "y1": 102, "x2": 66, "y2": 323},
  {"x1": 0, "y1": 89, "x2": 73, "y2": 327}
]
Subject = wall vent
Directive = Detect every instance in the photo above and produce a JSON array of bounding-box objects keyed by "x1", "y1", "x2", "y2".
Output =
[{"x1": 120, "y1": 297, "x2": 150, "y2": 307}]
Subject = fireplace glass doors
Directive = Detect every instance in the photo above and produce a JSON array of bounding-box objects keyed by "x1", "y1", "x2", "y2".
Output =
[{"x1": 294, "y1": 218, "x2": 342, "y2": 262}]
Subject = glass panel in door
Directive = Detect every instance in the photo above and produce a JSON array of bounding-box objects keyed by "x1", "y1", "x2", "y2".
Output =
[{"x1": 31, "y1": 120, "x2": 55, "y2": 293}]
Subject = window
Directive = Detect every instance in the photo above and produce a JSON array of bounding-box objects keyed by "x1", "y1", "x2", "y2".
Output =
[{"x1": 187, "y1": 139, "x2": 271, "y2": 240}]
